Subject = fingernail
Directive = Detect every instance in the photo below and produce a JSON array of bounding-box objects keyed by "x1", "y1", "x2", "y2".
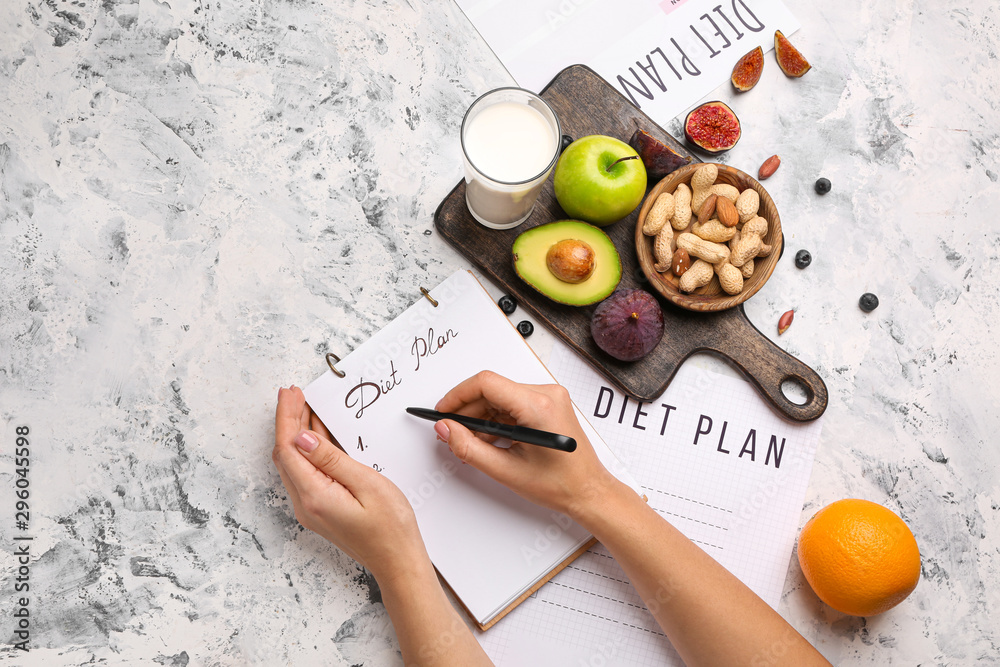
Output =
[
  {"x1": 434, "y1": 421, "x2": 450, "y2": 442},
  {"x1": 278, "y1": 387, "x2": 284, "y2": 401},
  {"x1": 295, "y1": 430, "x2": 319, "y2": 452}
]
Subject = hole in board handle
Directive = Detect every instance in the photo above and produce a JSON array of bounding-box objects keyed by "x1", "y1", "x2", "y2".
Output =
[{"x1": 780, "y1": 376, "x2": 811, "y2": 406}]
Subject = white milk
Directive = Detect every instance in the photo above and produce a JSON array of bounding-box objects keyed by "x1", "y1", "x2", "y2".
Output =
[
  {"x1": 461, "y1": 92, "x2": 560, "y2": 229},
  {"x1": 463, "y1": 102, "x2": 557, "y2": 183}
]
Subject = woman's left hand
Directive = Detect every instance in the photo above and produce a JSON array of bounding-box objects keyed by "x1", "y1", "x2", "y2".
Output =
[{"x1": 272, "y1": 386, "x2": 429, "y2": 584}]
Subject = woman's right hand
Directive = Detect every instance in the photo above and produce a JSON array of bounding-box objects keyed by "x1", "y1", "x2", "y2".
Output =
[
  {"x1": 438, "y1": 373, "x2": 833, "y2": 667},
  {"x1": 433, "y1": 371, "x2": 624, "y2": 519}
]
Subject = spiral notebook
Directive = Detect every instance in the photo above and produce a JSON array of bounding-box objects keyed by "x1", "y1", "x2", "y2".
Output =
[{"x1": 303, "y1": 270, "x2": 640, "y2": 631}]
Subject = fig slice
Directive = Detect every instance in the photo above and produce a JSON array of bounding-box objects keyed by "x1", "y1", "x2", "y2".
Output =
[
  {"x1": 731, "y1": 46, "x2": 764, "y2": 92},
  {"x1": 683, "y1": 101, "x2": 741, "y2": 154},
  {"x1": 629, "y1": 129, "x2": 692, "y2": 181},
  {"x1": 591, "y1": 288, "x2": 664, "y2": 362},
  {"x1": 774, "y1": 30, "x2": 811, "y2": 77}
]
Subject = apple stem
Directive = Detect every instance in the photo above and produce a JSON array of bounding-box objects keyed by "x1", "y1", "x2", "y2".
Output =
[{"x1": 606, "y1": 155, "x2": 639, "y2": 172}]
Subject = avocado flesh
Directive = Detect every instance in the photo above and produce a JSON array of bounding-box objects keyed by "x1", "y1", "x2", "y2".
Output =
[{"x1": 512, "y1": 220, "x2": 622, "y2": 306}]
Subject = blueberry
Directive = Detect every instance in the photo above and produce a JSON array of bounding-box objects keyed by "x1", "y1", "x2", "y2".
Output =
[
  {"x1": 794, "y1": 249, "x2": 812, "y2": 269},
  {"x1": 859, "y1": 293, "x2": 879, "y2": 312},
  {"x1": 814, "y1": 177, "x2": 831, "y2": 195},
  {"x1": 560, "y1": 134, "x2": 574, "y2": 151},
  {"x1": 497, "y1": 295, "x2": 517, "y2": 315},
  {"x1": 516, "y1": 320, "x2": 534, "y2": 337}
]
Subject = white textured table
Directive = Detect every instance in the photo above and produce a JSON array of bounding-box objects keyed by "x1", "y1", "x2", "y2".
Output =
[{"x1": 1, "y1": 0, "x2": 997, "y2": 664}]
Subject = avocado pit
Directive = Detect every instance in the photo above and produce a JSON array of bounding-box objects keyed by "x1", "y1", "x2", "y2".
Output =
[{"x1": 546, "y1": 239, "x2": 596, "y2": 284}]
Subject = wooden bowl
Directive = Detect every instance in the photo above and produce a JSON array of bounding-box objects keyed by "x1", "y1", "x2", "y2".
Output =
[{"x1": 635, "y1": 163, "x2": 782, "y2": 312}]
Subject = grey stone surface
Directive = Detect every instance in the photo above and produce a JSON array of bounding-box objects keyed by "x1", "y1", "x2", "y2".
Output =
[{"x1": 1, "y1": 0, "x2": 998, "y2": 663}]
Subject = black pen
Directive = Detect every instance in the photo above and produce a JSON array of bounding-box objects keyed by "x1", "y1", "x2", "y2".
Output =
[{"x1": 405, "y1": 407, "x2": 577, "y2": 452}]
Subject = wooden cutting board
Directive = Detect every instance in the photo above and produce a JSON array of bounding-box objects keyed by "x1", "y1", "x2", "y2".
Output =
[{"x1": 434, "y1": 65, "x2": 827, "y2": 422}]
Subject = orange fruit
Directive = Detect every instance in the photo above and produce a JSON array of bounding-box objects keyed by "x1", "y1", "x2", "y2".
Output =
[{"x1": 797, "y1": 499, "x2": 920, "y2": 616}]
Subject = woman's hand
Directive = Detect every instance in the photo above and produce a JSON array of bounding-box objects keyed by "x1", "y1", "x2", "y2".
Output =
[
  {"x1": 433, "y1": 371, "x2": 623, "y2": 520},
  {"x1": 272, "y1": 386, "x2": 428, "y2": 583}
]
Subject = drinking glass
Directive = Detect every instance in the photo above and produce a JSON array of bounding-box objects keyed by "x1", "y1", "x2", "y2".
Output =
[{"x1": 460, "y1": 88, "x2": 561, "y2": 230}]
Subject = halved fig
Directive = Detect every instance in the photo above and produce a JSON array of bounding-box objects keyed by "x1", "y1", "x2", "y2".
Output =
[
  {"x1": 683, "y1": 101, "x2": 741, "y2": 154},
  {"x1": 731, "y1": 46, "x2": 764, "y2": 92},
  {"x1": 629, "y1": 129, "x2": 692, "y2": 181},
  {"x1": 774, "y1": 30, "x2": 811, "y2": 77}
]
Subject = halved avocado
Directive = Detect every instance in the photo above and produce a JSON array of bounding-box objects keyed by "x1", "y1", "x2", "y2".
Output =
[{"x1": 512, "y1": 220, "x2": 622, "y2": 306}]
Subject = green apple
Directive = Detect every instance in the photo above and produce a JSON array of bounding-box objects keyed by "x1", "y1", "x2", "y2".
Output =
[{"x1": 553, "y1": 135, "x2": 648, "y2": 227}]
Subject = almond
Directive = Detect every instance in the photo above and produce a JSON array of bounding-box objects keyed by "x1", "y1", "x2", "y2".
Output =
[
  {"x1": 697, "y1": 193, "x2": 718, "y2": 224},
  {"x1": 716, "y1": 197, "x2": 739, "y2": 227},
  {"x1": 758, "y1": 154, "x2": 781, "y2": 180},
  {"x1": 671, "y1": 248, "x2": 691, "y2": 276},
  {"x1": 778, "y1": 309, "x2": 794, "y2": 335}
]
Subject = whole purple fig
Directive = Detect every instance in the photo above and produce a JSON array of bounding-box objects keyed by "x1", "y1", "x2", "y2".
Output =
[{"x1": 591, "y1": 289, "x2": 664, "y2": 362}]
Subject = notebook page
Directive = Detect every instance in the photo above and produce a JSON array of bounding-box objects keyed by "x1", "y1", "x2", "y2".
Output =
[
  {"x1": 478, "y1": 343, "x2": 823, "y2": 665},
  {"x1": 303, "y1": 270, "x2": 638, "y2": 625}
]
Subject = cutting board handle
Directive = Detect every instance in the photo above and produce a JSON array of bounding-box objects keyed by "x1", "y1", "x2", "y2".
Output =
[{"x1": 706, "y1": 306, "x2": 829, "y2": 422}]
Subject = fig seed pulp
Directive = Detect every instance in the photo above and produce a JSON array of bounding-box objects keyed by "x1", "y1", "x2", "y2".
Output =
[
  {"x1": 774, "y1": 30, "x2": 811, "y2": 77},
  {"x1": 684, "y1": 101, "x2": 742, "y2": 154},
  {"x1": 731, "y1": 46, "x2": 764, "y2": 92}
]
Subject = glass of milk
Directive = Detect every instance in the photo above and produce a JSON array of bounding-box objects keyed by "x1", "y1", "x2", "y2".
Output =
[{"x1": 461, "y1": 88, "x2": 561, "y2": 229}]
